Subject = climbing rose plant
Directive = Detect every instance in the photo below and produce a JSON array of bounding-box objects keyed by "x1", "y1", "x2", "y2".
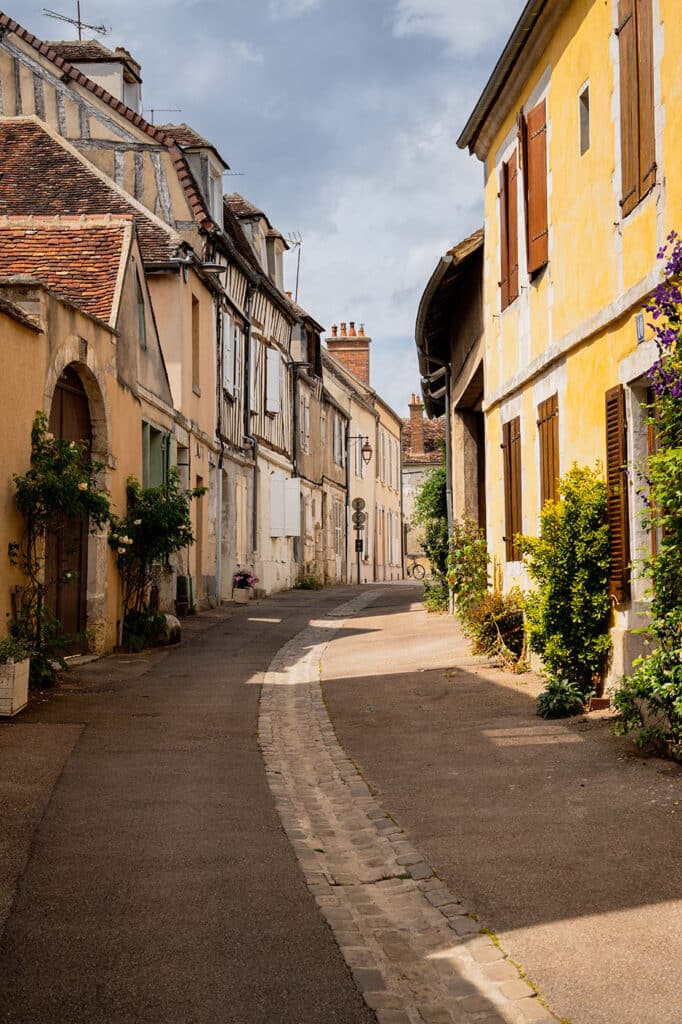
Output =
[
  {"x1": 614, "y1": 233, "x2": 682, "y2": 759},
  {"x1": 9, "y1": 411, "x2": 110, "y2": 685}
]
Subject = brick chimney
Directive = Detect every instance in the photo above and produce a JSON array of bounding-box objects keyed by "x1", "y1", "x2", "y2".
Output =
[
  {"x1": 326, "y1": 320, "x2": 371, "y2": 384},
  {"x1": 409, "y1": 393, "x2": 424, "y2": 455}
]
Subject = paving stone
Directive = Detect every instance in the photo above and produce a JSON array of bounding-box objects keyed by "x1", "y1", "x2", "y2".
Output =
[
  {"x1": 363, "y1": 991, "x2": 407, "y2": 1010},
  {"x1": 458, "y1": 993, "x2": 497, "y2": 1014},
  {"x1": 516, "y1": 997, "x2": 550, "y2": 1021},
  {"x1": 426, "y1": 891, "x2": 453, "y2": 908},
  {"x1": 352, "y1": 968, "x2": 386, "y2": 992},
  {"x1": 480, "y1": 960, "x2": 519, "y2": 982},
  {"x1": 447, "y1": 916, "x2": 479, "y2": 936},
  {"x1": 500, "y1": 979, "x2": 536, "y2": 1000},
  {"x1": 409, "y1": 862, "x2": 432, "y2": 880},
  {"x1": 417, "y1": 1005, "x2": 454, "y2": 1023},
  {"x1": 375, "y1": 1011, "x2": 412, "y2": 1024}
]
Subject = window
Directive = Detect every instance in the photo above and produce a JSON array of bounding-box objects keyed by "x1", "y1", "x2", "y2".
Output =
[
  {"x1": 537, "y1": 393, "x2": 559, "y2": 506},
  {"x1": 354, "y1": 434, "x2": 365, "y2": 478},
  {"x1": 191, "y1": 295, "x2": 200, "y2": 395},
  {"x1": 249, "y1": 336, "x2": 259, "y2": 412},
  {"x1": 617, "y1": 0, "x2": 655, "y2": 216},
  {"x1": 646, "y1": 386, "x2": 661, "y2": 557},
  {"x1": 333, "y1": 499, "x2": 345, "y2": 559},
  {"x1": 502, "y1": 416, "x2": 522, "y2": 561},
  {"x1": 579, "y1": 85, "x2": 590, "y2": 155},
  {"x1": 136, "y1": 272, "x2": 146, "y2": 350},
  {"x1": 142, "y1": 422, "x2": 171, "y2": 488},
  {"x1": 499, "y1": 151, "x2": 519, "y2": 309},
  {"x1": 266, "y1": 348, "x2": 282, "y2": 415},
  {"x1": 222, "y1": 312, "x2": 234, "y2": 395},
  {"x1": 332, "y1": 413, "x2": 345, "y2": 467},
  {"x1": 605, "y1": 385, "x2": 631, "y2": 602},
  {"x1": 518, "y1": 100, "x2": 548, "y2": 276}
]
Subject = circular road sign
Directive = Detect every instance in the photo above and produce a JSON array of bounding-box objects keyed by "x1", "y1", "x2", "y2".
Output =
[
  {"x1": 351, "y1": 497, "x2": 366, "y2": 511},
  {"x1": 352, "y1": 510, "x2": 367, "y2": 527}
]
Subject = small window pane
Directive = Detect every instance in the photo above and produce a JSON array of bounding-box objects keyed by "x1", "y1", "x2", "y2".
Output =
[{"x1": 579, "y1": 86, "x2": 590, "y2": 155}]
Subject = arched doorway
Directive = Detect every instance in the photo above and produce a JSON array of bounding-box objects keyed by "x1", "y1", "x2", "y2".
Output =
[{"x1": 45, "y1": 365, "x2": 92, "y2": 651}]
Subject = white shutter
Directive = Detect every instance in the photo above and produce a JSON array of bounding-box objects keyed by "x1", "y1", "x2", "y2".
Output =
[
  {"x1": 234, "y1": 325, "x2": 243, "y2": 397},
  {"x1": 270, "y1": 471, "x2": 285, "y2": 537},
  {"x1": 285, "y1": 477, "x2": 301, "y2": 536},
  {"x1": 222, "y1": 312, "x2": 234, "y2": 393},
  {"x1": 250, "y1": 336, "x2": 259, "y2": 412},
  {"x1": 266, "y1": 348, "x2": 281, "y2": 414}
]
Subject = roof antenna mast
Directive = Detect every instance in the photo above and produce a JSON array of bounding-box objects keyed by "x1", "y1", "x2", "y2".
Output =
[
  {"x1": 43, "y1": 2, "x2": 109, "y2": 40},
  {"x1": 287, "y1": 232, "x2": 302, "y2": 302}
]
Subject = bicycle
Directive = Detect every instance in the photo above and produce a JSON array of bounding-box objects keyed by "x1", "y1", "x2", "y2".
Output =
[{"x1": 406, "y1": 557, "x2": 426, "y2": 580}]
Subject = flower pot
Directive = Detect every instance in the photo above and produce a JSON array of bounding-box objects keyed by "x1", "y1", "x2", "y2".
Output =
[
  {"x1": 0, "y1": 657, "x2": 30, "y2": 717},
  {"x1": 232, "y1": 587, "x2": 251, "y2": 604}
]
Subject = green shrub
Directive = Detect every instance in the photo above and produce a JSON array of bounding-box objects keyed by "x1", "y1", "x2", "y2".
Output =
[
  {"x1": 537, "y1": 677, "x2": 588, "y2": 719},
  {"x1": 295, "y1": 574, "x2": 323, "y2": 590},
  {"x1": 423, "y1": 578, "x2": 449, "y2": 613},
  {"x1": 518, "y1": 464, "x2": 611, "y2": 696},
  {"x1": 447, "y1": 518, "x2": 489, "y2": 624},
  {"x1": 412, "y1": 463, "x2": 448, "y2": 579},
  {"x1": 467, "y1": 588, "x2": 526, "y2": 668}
]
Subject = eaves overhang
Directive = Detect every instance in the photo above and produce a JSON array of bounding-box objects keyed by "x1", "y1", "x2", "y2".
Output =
[
  {"x1": 456, "y1": 0, "x2": 570, "y2": 160},
  {"x1": 415, "y1": 228, "x2": 483, "y2": 417}
]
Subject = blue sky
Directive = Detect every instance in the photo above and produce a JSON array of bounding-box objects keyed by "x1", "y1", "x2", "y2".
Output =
[{"x1": 24, "y1": 0, "x2": 525, "y2": 416}]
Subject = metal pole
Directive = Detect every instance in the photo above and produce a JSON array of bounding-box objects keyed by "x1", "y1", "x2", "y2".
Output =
[
  {"x1": 77, "y1": 0, "x2": 82, "y2": 39},
  {"x1": 356, "y1": 527, "x2": 361, "y2": 585}
]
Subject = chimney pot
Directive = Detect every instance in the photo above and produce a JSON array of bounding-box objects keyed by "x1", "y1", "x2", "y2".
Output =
[
  {"x1": 340, "y1": 321, "x2": 347, "y2": 336},
  {"x1": 358, "y1": 323, "x2": 365, "y2": 337},
  {"x1": 331, "y1": 324, "x2": 338, "y2": 337},
  {"x1": 348, "y1": 321, "x2": 356, "y2": 337}
]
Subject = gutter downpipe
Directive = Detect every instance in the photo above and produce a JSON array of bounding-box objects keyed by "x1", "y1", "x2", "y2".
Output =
[
  {"x1": 344, "y1": 416, "x2": 351, "y2": 584},
  {"x1": 215, "y1": 296, "x2": 225, "y2": 603},
  {"x1": 243, "y1": 283, "x2": 259, "y2": 554}
]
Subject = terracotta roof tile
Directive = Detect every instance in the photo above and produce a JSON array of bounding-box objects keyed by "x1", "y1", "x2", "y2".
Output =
[
  {"x1": 401, "y1": 415, "x2": 445, "y2": 464},
  {"x1": 0, "y1": 218, "x2": 126, "y2": 321},
  {"x1": 0, "y1": 119, "x2": 177, "y2": 263},
  {"x1": 0, "y1": 12, "x2": 214, "y2": 231}
]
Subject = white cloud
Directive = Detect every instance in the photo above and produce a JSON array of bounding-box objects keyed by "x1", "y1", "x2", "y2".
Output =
[
  {"x1": 392, "y1": 0, "x2": 521, "y2": 57},
  {"x1": 268, "y1": 0, "x2": 322, "y2": 18},
  {"x1": 230, "y1": 40, "x2": 264, "y2": 65},
  {"x1": 286, "y1": 90, "x2": 485, "y2": 413}
]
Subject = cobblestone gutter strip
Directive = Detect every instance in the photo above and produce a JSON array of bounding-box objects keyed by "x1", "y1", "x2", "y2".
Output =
[{"x1": 258, "y1": 593, "x2": 561, "y2": 1024}]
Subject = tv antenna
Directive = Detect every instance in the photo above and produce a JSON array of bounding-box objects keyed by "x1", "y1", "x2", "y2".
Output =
[
  {"x1": 43, "y1": 3, "x2": 109, "y2": 40},
  {"x1": 287, "y1": 232, "x2": 302, "y2": 302},
  {"x1": 144, "y1": 107, "x2": 181, "y2": 124}
]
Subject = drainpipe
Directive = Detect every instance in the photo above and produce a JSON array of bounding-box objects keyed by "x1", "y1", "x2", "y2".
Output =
[
  {"x1": 215, "y1": 296, "x2": 224, "y2": 603},
  {"x1": 344, "y1": 416, "x2": 351, "y2": 583},
  {"x1": 243, "y1": 283, "x2": 259, "y2": 554}
]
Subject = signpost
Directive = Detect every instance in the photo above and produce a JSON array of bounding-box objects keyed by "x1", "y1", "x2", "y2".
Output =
[{"x1": 351, "y1": 498, "x2": 366, "y2": 584}]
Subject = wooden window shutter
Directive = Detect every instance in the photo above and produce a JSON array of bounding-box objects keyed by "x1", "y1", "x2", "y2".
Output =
[
  {"x1": 617, "y1": 0, "x2": 641, "y2": 216},
  {"x1": 526, "y1": 100, "x2": 548, "y2": 274},
  {"x1": 502, "y1": 416, "x2": 522, "y2": 560},
  {"x1": 499, "y1": 162, "x2": 509, "y2": 310},
  {"x1": 605, "y1": 385, "x2": 631, "y2": 602},
  {"x1": 636, "y1": 0, "x2": 656, "y2": 198},
  {"x1": 537, "y1": 393, "x2": 559, "y2": 506},
  {"x1": 507, "y1": 151, "x2": 519, "y2": 303},
  {"x1": 516, "y1": 111, "x2": 530, "y2": 263}
]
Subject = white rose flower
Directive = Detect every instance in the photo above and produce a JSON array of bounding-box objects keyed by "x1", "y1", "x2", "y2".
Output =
[
  {"x1": 133, "y1": 519, "x2": 142, "y2": 526},
  {"x1": 45, "y1": 432, "x2": 54, "y2": 441},
  {"x1": 117, "y1": 547, "x2": 126, "y2": 554},
  {"x1": 77, "y1": 482, "x2": 88, "y2": 491}
]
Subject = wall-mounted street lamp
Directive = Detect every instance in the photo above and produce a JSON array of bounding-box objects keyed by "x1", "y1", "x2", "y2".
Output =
[{"x1": 349, "y1": 435, "x2": 373, "y2": 464}]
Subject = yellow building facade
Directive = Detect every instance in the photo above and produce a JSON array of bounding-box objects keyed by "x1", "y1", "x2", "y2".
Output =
[{"x1": 456, "y1": 0, "x2": 680, "y2": 679}]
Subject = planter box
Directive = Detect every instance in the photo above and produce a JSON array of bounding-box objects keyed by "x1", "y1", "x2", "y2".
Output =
[
  {"x1": 0, "y1": 658, "x2": 30, "y2": 717},
  {"x1": 232, "y1": 587, "x2": 251, "y2": 605}
]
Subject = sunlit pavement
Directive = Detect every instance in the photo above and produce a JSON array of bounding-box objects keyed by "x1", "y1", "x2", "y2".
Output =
[{"x1": 1, "y1": 583, "x2": 680, "y2": 1024}]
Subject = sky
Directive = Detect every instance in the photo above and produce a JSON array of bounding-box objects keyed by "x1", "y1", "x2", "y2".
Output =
[{"x1": 23, "y1": 0, "x2": 526, "y2": 416}]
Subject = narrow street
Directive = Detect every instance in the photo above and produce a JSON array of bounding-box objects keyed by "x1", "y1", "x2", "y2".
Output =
[{"x1": 1, "y1": 584, "x2": 681, "y2": 1024}]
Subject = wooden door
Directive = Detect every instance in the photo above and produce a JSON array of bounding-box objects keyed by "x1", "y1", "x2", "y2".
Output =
[{"x1": 46, "y1": 366, "x2": 91, "y2": 651}]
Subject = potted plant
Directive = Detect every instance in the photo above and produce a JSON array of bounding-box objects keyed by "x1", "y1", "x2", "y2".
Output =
[
  {"x1": 0, "y1": 635, "x2": 31, "y2": 717},
  {"x1": 232, "y1": 568, "x2": 258, "y2": 604}
]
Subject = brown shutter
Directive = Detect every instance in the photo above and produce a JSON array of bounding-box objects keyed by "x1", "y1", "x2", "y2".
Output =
[
  {"x1": 517, "y1": 110, "x2": 530, "y2": 263},
  {"x1": 502, "y1": 416, "x2": 522, "y2": 560},
  {"x1": 537, "y1": 393, "x2": 559, "y2": 506},
  {"x1": 507, "y1": 151, "x2": 519, "y2": 303},
  {"x1": 636, "y1": 0, "x2": 656, "y2": 197},
  {"x1": 499, "y1": 162, "x2": 509, "y2": 310},
  {"x1": 526, "y1": 100, "x2": 548, "y2": 274},
  {"x1": 605, "y1": 385, "x2": 631, "y2": 602},
  {"x1": 617, "y1": 0, "x2": 640, "y2": 216}
]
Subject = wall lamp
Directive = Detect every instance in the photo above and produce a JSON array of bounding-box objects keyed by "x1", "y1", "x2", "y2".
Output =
[{"x1": 349, "y1": 435, "x2": 373, "y2": 464}]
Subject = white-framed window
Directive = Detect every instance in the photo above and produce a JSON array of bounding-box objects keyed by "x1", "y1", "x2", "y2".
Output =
[
  {"x1": 249, "y1": 336, "x2": 259, "y2": 413},
  {"x1": 354, "y1": 435, "x2": 365, "y2": 478},
  {"x1": 266, "y1": 348, "x2": 282, "y2": 415},
  {"x1": 222, "y1": 311, "x2": 234, "y2": 395},
  {"x1": 332, "y1": 413, "x2": 346, "y2": 467}
]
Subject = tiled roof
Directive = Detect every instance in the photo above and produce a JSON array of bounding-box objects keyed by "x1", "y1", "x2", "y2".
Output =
[
  {"x1": 0, "y1": 217, "x2": 127, "y2": 322},
  {"x1": 0, "y1": 12, "x2": 215, "y2": 231},
  {"x1": 0, "y1": 119, "x2": 178, "y2": 263},
  {"x1": 225, "y1": 193, "x2": 264, "y2": 220},
  {"x1": 44, "y1": 39, "x2": 141, "y2": 77},
  {"x1": 157, "y1": 122, "x2": 228, "y2": 167},
  {"x1": 401, "y1": 415, "x2": 445, "y2": 464}
]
